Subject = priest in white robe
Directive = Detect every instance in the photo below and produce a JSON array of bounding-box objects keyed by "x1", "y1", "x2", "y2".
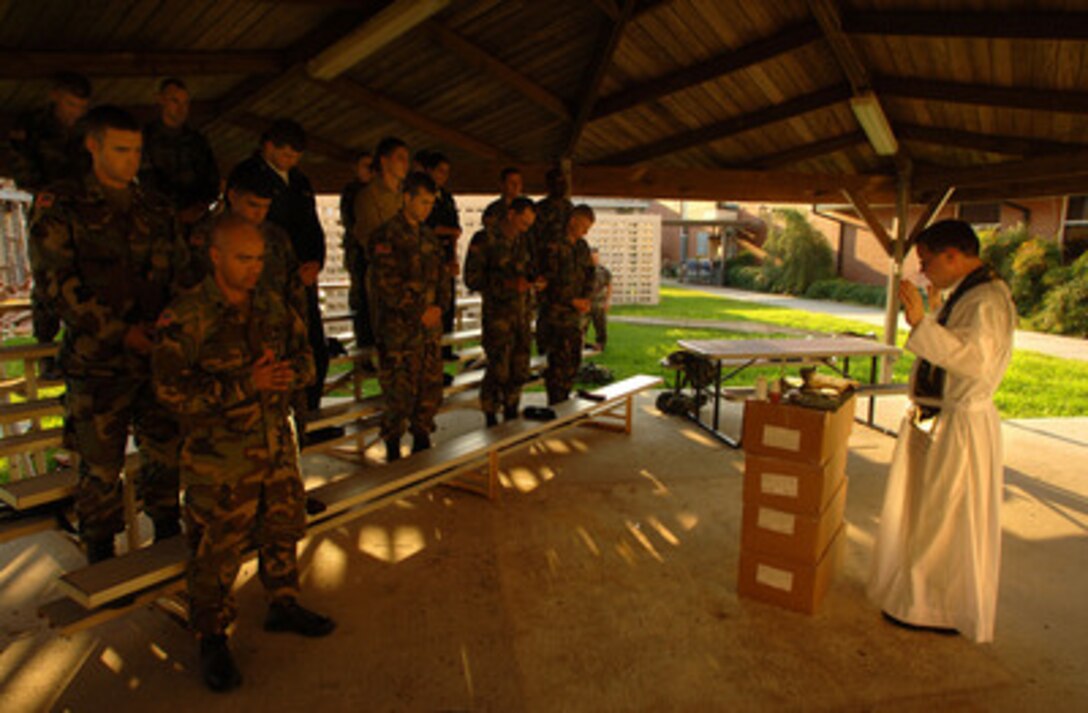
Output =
[{"x1": 869, "y1": 219, "x2": 1016, "y2": 643}]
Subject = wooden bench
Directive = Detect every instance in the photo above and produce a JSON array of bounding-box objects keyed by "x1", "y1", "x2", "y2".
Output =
[{"x1": 46, "y1": 375, "x2": 662, "y2": 622}]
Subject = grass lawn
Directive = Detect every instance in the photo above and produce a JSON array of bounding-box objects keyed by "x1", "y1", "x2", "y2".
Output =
[{"x1": 597, "y1": 288, "x2": 1088, "y2": 420}]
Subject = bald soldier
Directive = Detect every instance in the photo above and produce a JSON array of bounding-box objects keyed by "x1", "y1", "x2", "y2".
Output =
[{"x1": 153, "y1": 215, "x2": 335, "y2": 693}]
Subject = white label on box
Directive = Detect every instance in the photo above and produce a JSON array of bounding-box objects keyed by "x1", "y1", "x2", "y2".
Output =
[
  {"x1": 762, "y1": 425, "x2": 801, "y2": 451},
  {"x1": 757, "y1": 507, "x2": 796, "y2": 535},
  {"x1": 761, "y1": 472, "x2": 799, "y2": 498},
  {"x1": 756, "y1": 564, "x2": 794, "y2": 592}
]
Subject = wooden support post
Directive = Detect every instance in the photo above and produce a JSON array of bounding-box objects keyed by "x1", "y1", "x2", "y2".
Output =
[
  {"x1": 625, "y1": 394, "x2": 633, "y2": 434},
  {"x1": 883, "y1": 162, "x2": 912, "y2": 381}
]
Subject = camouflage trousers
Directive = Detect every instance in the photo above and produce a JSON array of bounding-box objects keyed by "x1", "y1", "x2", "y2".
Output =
[
  {"x1": 541, "y1": 318, "x2": 584, "y2": 404},
  {"x1": 377, "y1": 337, "x2": 443, "y2": 441},
  {"x1": 480, "y1": 314, "x2": 532, "y2": 415},
  {"x1": 349, "y1": 254, "x2": 375, "y2": 348},
  {"x1": 583, "y1": 307, "x2": 607, "y2": 348},
  {"x1": 184, "y1": 464, "x2": 305, "y2": 637},
  {"x1": 64, "y1": 376, "x2": 180, "y2": 541},
  {"x1": 30, "y1": 283, "x2": 60, "y2": 343}
]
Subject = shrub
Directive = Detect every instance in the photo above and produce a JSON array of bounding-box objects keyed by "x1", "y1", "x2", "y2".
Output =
[
  {"x1": 1009, "y1": 237, "x2": 1061, "y2": 315},
  {"x1": 1035, "y1": 251, "x2": 1088, "y2": 337},
  {"x1": 979, "y1": 224, "x2": 1031, "y2": 284},
  {"x1": 804, "y1": 278, "x2": 887, "y2": 306},
  {"x1": 760, "y1": 209, "x2": 834, "y2": 294},
  {"x1": 725, "y1": 265, "x2": 766, "y2": 291}
]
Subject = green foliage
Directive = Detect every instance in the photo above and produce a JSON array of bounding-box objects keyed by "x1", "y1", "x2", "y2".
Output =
[
  {"x1": 724, "y1": 265, "x2": 766, "y2": 291},
  {"x1": 979, "y1": 223, "x2": 1032, "y2": 284},
  {"x1": 1035, "y1": 251, "x2": 1088, "y2": 337},
  {"x1": 804, "y1": 278, "x2": 887, "y2": 306},
  {"x1": 759, "y1": 209, "x2": 834, "y2": 294},
  {"x1": 1009, "y1": 237, "x2": 1061, "y2": 315}
]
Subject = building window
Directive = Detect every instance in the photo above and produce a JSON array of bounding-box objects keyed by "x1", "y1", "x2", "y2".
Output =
[{"x1": 1063, "y1": 195, "x2": 1088, "y2": 262}]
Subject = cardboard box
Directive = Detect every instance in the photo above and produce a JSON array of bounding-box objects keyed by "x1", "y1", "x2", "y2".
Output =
[
  {"x1": 739, "y1": 478, "x2": 847, "y2": 563},
  {"x1": 737, "y1": 524, "x2": 843, "y2": 615},
  {"x1": 742, "y1": 395, "x2": 856, "y2": 465},
  {"x1": 743, "y1": 447, "x2": 847, "y2": 515}
]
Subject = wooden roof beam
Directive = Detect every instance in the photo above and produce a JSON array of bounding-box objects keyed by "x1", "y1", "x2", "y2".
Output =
[
  {"x1": 808, "y1": 0, "x2": 901, "y2": 158},
  {"x1": 321, "y1": 77, "x2": 513, "y2": 162},
  {"x1": 424, "y1": 22, "x2": 571, "y2": 121},
  {"x1": 907, "y1": 187, "x2": 956, "y2": 248},
  {"x1": 599, "y1": 83, "x2": 851, "y2": 165},
  {"x1": 590, "y1": 0, "x2": 621, "y2": 21},
  {"x1": 897, "y1": 124, "x2": 1088, "y2": 157},
  {"x1": 877, "y1": 76, "x2": 1088, "y2": 114},
  {"x1": 842, "y1": 11, "x2": 1088, "y2": 40},
  {"x1": 750, "y1": 131, "x2": 868, "y2": 169},
  {"x1": 915, "y1": 150, "x2": 1088, "y2": 193},
  {"x1": 565, "y1": 0, "x2": 636, "y2": 157},
  {"x1": 591, "y1": 22, "x2": 822, "y2": 120},
  {"x1": 842, "y1": 188, "x2": 893, "y2": 255},
  {"x1": 306, "y1": 0, "x2": 451, "y2": 80},
  {"x1": 0, "y1": 50, "x2": 286, "y2": 78}
]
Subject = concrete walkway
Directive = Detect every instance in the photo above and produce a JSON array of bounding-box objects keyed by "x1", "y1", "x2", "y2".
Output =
[
  {"x1": 1, "y1": 396, "x2": 1084, "y2": 711},
  {"x1": 666, "y1": 280, "x2": 1088, "y2": 362}
]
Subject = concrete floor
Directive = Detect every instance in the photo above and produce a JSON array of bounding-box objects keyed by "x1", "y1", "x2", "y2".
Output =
[{"x1": 0, "y1": 393, "x2": 1085, "y2": 712}]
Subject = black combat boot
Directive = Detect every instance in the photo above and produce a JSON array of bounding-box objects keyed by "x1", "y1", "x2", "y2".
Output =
[
  {"x1": 385, "y1": 438, "x2": 401, "y2": 463},
  {"x1": 485, "y1": 412, "x2": 498, "y2": 428},
  {"x1": 85, "y1": 537, "x2": 115, "y2": 564},
  {"x1": 503, "y1": 405, "x2": 519, "y2": 421},
  {"x1": 153, "y1": 509, "x2": 182, "y2": 542},
  {"x1": 412, "y1": 433, "x2": 431, "y2": 453},
  {"x1": 264, "y1": 598, "x2": 336, "y2": 638},
  {"x1": 200, "y1": 634, "x2": 242, "y2": 692}
]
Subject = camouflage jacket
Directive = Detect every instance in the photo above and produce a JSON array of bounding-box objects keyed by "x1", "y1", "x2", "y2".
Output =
[
  {"x1": 367, "y1": 213, "x2": 451, "y2": 350},
  {"x1": 180, "y1": 211, "x2": 306, "y2": 322},
  {"x1": 5, "y1": 106, "x2": 87, "y2": 191},
  {"x1": 28, "y1": 173, "x2": 186, "y2": 377},
  {"x1": 530, "y1": 195, "x2": 572, "y2": 266},
  {"x1": 139, "y1": 120, "x2": 220, "y2": 211},
  {"x1": 463, "y1": 225, "x2": 535, "y2": 320},
  {"x1": 591, "y1": 265, "x2": 613, "y2": 309},
  {"x1": 481, "y1": 196, "x2": 509, "y2": 229},
  {"x1": 152, "y1": 276, "x2": 315, "y2": 487},
  {"x1": 538, "y1": 236, "x2": 594, "y2": 326}
]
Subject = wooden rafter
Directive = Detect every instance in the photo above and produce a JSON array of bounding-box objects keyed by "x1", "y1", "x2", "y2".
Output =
[
  {"x1": 808, "y1": 0, "x2": 870, "y2": 93},
  {"x1": 424, "y1": 22, "x2": 571, "y2": 121},
  {"x1": 877, "y1": 76, "x2": 1088, "y2": 115},
  {"x1": 306, "y1": 0, "x2": 450, "y2": 80},
  {"x1": 842, "y1": 188, "x2": 893, "y2": 255},
  {"x1": 0, "y1": 50, "x2": 286, "y2": 78},
  {"x1": 915, "y1": 150, "x2": 1088, "y2": 193},
  {"x1": 591, "y1": 22, "x2": 821, "y2": 120},
  {"x1": 907, "y1": 187, "x2": 956, "y2": 247},
  {"x1": 321, "y1": 77, "x2": 513, "y2": 162},
  {"x1": 897, "y1": 124, "x2": 1088, "y2": 157},
  {"x1": 842, "y1": 11, "x2": 1088, "y2": 40},
  {"x1": 590, "y1": 0, "x2": 621, "y2": 21},
  {"x1": 599, "y1": 84, "x2": 851, "y2": 165},
  {"x1": 565, "y1": 0, "x2": 636, "y2": 158},
  {"x1": 750, "y1": 131, "x2": 868, "y2": 169}
]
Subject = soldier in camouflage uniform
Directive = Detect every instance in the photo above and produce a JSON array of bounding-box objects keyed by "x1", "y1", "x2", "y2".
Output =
[
  {"x1": 464, "y1": 197, "x2": 540, "y2": 427},
  {"x1": 181, "y1": 164, "x2": 306, "y2": 322},
  {"x1": 530, "y1": 168, "x2": 574, "y2": 355},
  {"x1": 153, "y1": 215, "x2": 334, "y2": 693},
  {"x1": 351, "y1": 136, "x2": 408, "y2": 349},
  {"x1": 481, "y1": 166, "x2": 522, "y2": 230},
  {"x1": 368, "y1": 172, "x2": 451, "y2": 462},
  {"x1": 139, "y1": 78, "x2": 220, "y2": 229},
  {"x1": 585, "y1": 247, "x2": 613, "y2": 350},
  {"x1": 537, "y1": 205, "x2": 596, "y2": 405},
  {"x1": 9, "y1": 72, "x2": 92, "y2": 375},
  {"x1": 28, "y1": 106, "x2": 185, "y2": 560}
]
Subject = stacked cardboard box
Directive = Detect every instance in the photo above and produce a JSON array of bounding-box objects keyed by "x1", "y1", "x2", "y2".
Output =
[{"x1": 736, "y1": 395, "x2": 856, "y2": 614}]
